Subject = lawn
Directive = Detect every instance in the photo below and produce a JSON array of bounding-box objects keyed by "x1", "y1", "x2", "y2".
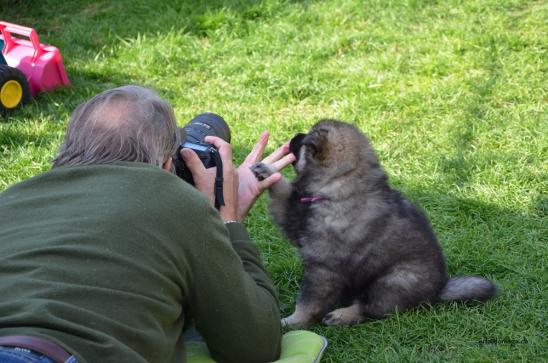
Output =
[{"x1": 1, "y1": 0, "x2": 546, "y2": 361}]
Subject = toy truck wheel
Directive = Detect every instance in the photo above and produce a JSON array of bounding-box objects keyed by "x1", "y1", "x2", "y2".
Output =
[{"x1": 0, "y1": 65, "x2": 31, "y2": 114}]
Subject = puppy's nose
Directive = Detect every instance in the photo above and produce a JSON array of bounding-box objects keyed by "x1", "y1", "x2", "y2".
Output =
[{"x1": 289, "y1": 133, "x2": 306, "y2": 164}]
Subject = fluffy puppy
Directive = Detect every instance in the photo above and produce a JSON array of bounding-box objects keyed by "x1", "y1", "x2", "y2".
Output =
[{"x1": 251, "y1": 120, "x2": 496, "y2": 328}]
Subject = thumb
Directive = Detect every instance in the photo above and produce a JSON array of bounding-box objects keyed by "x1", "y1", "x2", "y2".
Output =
[{"x1": 181, "y1": 148, "x2": 205, "y2": 173}]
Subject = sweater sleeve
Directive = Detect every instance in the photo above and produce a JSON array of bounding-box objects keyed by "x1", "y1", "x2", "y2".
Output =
[{"x1": 188, "y1": 206, "x2": 282, "y2": 363}]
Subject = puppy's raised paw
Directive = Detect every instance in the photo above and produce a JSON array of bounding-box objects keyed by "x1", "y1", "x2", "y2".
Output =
[{"x1": 250, "y1": 162, "x2": 275, "y2": 181}]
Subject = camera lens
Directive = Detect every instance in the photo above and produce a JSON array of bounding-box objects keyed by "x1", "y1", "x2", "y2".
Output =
[{"x1": 183, "y1": 112, "x2": 231, "y2": 144}]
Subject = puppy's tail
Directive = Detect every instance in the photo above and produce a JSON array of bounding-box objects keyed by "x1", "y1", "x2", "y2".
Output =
[{"x1": 438, "y1": 276, "x2": 497, "y2": 302}]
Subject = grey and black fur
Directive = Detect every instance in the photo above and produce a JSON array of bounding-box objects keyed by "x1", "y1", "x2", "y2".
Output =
[{"x1": 251, "y1": 120, "x2": 496, "y2": 328}]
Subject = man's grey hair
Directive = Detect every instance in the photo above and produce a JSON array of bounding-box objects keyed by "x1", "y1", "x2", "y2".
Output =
[{"x1": 52, "y1": 85, "x2": 179, "y2": 168}]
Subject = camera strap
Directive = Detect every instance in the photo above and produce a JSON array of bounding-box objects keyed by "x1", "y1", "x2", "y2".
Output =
[{"x1": 213, "y1": 150, "x2": 225, "y2": 210}]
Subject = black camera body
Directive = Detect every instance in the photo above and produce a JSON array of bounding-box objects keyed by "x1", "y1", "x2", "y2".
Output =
[{"x1": 174, "y1": 113, "x2": 231, "y2": 208}]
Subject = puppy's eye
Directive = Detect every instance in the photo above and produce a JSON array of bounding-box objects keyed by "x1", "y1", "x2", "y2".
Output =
[
  {"x1": 305, "y1": 142, "x2": 318, "y2": 154},
  {"x1": 302, "y1": 136, "x2": 315, "y2": 149}
]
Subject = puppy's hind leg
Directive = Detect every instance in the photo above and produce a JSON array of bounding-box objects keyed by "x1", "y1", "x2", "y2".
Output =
[
  {"x1": 322, "y1": 273, "x2": 417, "y2": 326},
  {"x1": 359, "y1": 267, "x2": 441, "y2": 320}
]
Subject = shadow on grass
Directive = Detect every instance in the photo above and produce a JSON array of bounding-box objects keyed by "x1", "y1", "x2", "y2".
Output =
[
  {"x1": 2, "y1": 0, "x2": 317, "y2": 48},
  {"x1": 440, "y1": 37, "x2": 502, "y2": 187},
  {"x1": 1, "y1": 0, "x2": 319, "y2": 121}
]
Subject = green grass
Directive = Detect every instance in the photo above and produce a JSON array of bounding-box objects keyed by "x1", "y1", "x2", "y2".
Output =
[{"x1": 1, "y1": 0, "x2": 546, "y2": 361}]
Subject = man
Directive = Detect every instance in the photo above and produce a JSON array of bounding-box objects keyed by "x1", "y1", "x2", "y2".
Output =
[{"x1": 0, "y1": 85, "x2": 295, "y2": 363}]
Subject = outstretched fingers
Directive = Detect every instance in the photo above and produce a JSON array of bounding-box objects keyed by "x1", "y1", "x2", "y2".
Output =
[
  {"x1": 269, "y1": 152, "x2": 295, "y2": 172},
  {"x1": 244, "y1": 132, "x2": 295, "y2": 172},
  {"x1": 262, "y1": 142, "x2": 290, "y2": 165},
  {"x1": 244, "y1": 131, "x2": 270, "y2": 164}
]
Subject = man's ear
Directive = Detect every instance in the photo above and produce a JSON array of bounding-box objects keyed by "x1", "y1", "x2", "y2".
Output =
[{"x1": 162, "y1": 158, "x2": 173, "y2": 171}]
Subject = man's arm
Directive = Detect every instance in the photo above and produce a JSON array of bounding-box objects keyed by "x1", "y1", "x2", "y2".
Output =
[{"x1": 188, "y1": 208, "x2": 281, "y2": 363}]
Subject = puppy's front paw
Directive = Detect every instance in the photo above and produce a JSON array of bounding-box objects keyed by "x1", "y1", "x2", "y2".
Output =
[
  {"x1": 250, "y1": 162, "x2": 275, "y2": 181},
  {"x1": 282, "y1": 313, "x2": 313, "y2": 329},
  {"x1": 322, "y1": 305, "x2": 363, "y2": 326},
  {"x1": 321, "y1": 311, "x2": 345, "y2": 326}
]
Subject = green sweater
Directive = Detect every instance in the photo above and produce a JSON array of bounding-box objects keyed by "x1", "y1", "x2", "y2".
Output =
[{"x1": 0, "y1": 162, "x2": 281, "y2": 363}]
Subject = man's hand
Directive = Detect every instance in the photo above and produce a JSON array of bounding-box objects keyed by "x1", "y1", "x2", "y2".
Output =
[
  {"x1": 236, "y1": 131, "x2": 295, "y2": 221},
  {"x1": 181, "y1": 131, "x2": 294, "y2": 223},
  {"x1": 181, "y1": 136, "x2": 239, "y2": 222}
]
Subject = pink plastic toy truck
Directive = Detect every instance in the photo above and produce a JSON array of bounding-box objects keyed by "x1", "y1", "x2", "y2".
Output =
[{"x1": 0, "y1": 21, "x2": 70, "y2": 114}]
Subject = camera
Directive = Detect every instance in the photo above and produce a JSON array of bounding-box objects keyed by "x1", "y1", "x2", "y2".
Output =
[{"x1": 174, "y1": 112, "x2": 231, "y2": 208}]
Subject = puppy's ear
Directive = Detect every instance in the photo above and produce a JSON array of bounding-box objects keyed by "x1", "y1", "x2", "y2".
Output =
[{"x1": 289, "y1": 133, "x2": 306, "y2": 165}]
